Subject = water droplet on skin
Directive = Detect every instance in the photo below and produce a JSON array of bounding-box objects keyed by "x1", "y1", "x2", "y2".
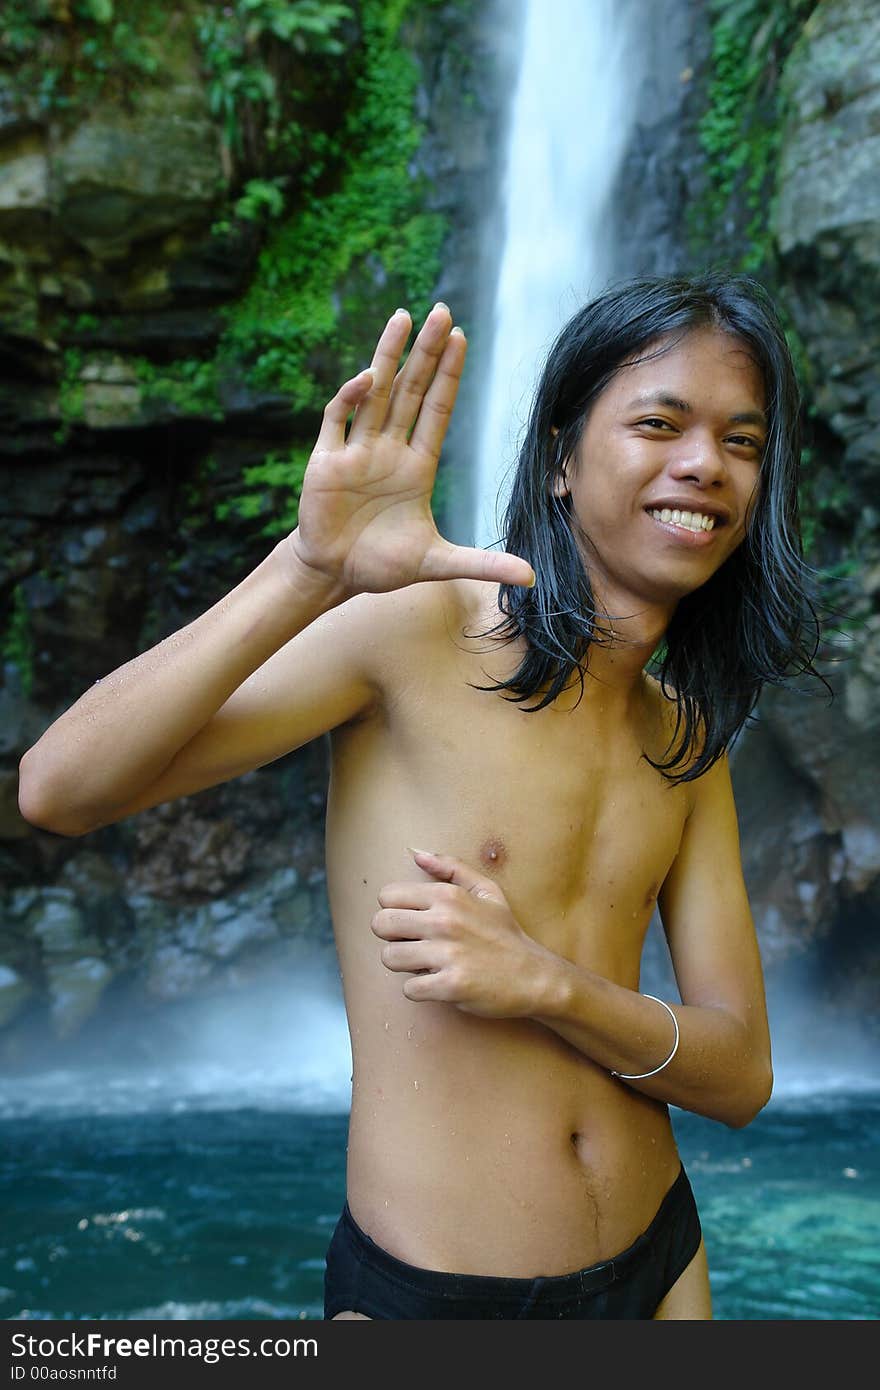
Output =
[
  {"x1": 407, "y1": 1026, "x2": 414, "y2": 1040},
  {"x1": 383, "y1": 1021, "x2": 390, "y2": 1031},
  {"x1": 413, "y1": 1080, "x2": 419, "y2": 1090}
]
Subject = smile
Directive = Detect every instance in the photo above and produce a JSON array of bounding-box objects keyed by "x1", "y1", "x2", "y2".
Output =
[
  {"x1": 645, "y1": 508, "x2": 721, "y2": 547},
  {"x1": 649, "y1": 508, "x2": 715, "y2": 532}
]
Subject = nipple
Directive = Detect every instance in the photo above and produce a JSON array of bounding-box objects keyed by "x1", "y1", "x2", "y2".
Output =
[{"x1": 479, "y1": 837, "x2": 507, "y2": 872}]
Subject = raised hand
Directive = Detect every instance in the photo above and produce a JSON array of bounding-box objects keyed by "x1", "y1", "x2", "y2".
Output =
[{"x1": 288, "y1": 304, "x2": 536, "y2": 596}]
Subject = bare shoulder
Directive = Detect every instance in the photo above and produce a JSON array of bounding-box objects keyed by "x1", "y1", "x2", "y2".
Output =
[{"x1": 345, "y1": 577, "x2": 482, "y2": 691}]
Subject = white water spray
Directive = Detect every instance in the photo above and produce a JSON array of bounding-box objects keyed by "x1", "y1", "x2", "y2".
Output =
[{"x1": 473, "y1": 0, "x2": 642, "y2": 548}]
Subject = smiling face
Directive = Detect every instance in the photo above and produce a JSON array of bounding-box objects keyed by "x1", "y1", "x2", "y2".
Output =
[{"x1": 554, "y1": 325, "x2": 767, "y2": 621}]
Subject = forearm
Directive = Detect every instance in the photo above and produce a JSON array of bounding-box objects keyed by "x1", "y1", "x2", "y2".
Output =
[
  {"x1": 18, "y1": 532, "x2": 346, "y2": 835},
  {"x1": 531, "y1": 955, "x2": 773, "y2": 1128}
]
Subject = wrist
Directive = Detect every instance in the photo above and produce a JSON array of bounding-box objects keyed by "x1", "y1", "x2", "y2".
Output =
[
  {"x1": 278, "y1": 530, "x2": 353, "y2": 608},
  {"x1": 525, "y1": 944, "x2": 576, "y2": 1021}
]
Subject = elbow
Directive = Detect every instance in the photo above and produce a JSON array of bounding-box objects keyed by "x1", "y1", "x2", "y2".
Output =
[
  {"x1": 17, "y1": 751, "x2": 90, "y2": 838},
  {"x1": 724, "y1": 1061, "x2": 774, "y2": 1130}
]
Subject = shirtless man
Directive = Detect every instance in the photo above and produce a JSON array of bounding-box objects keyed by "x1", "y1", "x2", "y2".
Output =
[{"x1": 19, "y1": 273, "x2": 817, "y2": 1320}]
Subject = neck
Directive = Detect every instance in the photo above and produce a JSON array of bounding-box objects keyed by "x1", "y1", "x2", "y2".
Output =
[{"x1": 582, "y1": 591, "x2": 673, "y2": 694}]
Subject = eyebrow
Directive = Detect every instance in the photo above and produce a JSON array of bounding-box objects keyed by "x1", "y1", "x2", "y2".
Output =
[{"x1": 625, "y1": 391, "x2": 767, "y2": 428}]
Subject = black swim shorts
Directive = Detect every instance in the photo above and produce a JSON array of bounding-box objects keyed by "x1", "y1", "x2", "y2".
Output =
[{"x1": 323, "y1": 1164, "x2": 702, "y2": 1319}]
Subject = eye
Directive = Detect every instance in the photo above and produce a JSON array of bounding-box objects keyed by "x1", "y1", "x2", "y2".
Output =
[
  {"x1": 726, "y1": 434, "x2": 764, "y2": 451},
  {"x1": 637, "y1": 417, "x2": 675, "y2": 431}
]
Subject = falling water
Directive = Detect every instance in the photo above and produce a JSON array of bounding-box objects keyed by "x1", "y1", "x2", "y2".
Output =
[{"x1": 473, "y1": 0, "x2": 642, "y2": 548}]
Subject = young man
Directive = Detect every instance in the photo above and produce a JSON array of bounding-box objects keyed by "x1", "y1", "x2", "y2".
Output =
[{"x1": 18, "y1": 273, "x2": 820, "y2": 1320}]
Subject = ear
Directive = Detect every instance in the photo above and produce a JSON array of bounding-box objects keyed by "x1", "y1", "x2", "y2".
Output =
[
  {"x1": 548, "y1": 429, "x2": 570, "y2": 499},
  {"x1": 551, "y1": 470, "x2": 570, "y2": 500}
]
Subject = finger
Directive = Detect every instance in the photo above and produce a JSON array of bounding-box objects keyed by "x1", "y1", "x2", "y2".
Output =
[
  {"x1": 312, "y1": 369, "x2": 374, "y2": 454},
  {"x1": 417, "y1": 540, "x2": 537, "y2": 589},
  {"x1": 407, "y1": 849, "x2": 501, "y2": 902},
  {"x1": 346, "y1": 309, "x2": 412, "y2": 441},
  {"x1": 377, "y1": 880, "x2": 442, "y2": 911},
  {"x1": 384, "y1": 303, "x2": 454, "y2": 440},
  {"x1": 406, "y1": 327, "x2": 466, "y2": 459},
  {"x1": 379, "y1": 941, "x2": 439, "y2": 973},
  {"x1": 403, "y1": 973, "x2": 447, "y2": 1003},
  {"x1": 371, "y1": 907, "x2": 432, "y2": 941}
]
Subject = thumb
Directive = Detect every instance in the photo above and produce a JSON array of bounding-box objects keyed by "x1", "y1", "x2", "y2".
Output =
[
  {"x1": 406, "y1": 847, "x2": 502, "y2": 901},
  {"x1": 419, "y1": 540, "x2": 536, "y2": 589}
]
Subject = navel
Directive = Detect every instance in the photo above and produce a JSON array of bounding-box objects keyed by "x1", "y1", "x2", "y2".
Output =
[{"x1": 479, "y1": 836, "x2": 507, "y2": 872}]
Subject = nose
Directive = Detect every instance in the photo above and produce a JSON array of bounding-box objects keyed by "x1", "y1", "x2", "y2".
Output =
[{"x1": 667, "y1": 431, "x2": 728, "y2": 487}]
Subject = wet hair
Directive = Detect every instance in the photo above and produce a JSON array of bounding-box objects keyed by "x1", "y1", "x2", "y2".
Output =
[{"x1": 470, "y1": 270, "x2": 824, "y2": 783}]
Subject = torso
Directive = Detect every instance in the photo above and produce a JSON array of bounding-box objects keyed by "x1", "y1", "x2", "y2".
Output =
[{"x1": 325, "y1": 579, "x2": 691, "y2": 1276}]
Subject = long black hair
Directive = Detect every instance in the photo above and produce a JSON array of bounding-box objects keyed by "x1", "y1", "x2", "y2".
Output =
[{"x1": 470, "y1": 270, "x2": 824, "y2": 784}]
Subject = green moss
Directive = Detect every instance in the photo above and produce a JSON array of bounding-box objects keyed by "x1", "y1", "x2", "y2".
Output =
[
  {"x1": 690, "y1": 0, "x2": 817, "y2": 272},
  {"x1": 2, "y1": 585, "x2": 34, "y2": 697},
  {"x1": 223, "y1": 0, "x2": 447, "y2": 409},
  {"x1": 135, "y1": 356, "x2": 224, "y2": 421},
  {"x1": 54, "y1": 348, "x2": 86, "y2": 444},
  {"x1": 216, "y1": 0, "x2": 448, "y2": 522},
  {"x1": 215, "y1": 448, "x2": 311, "y2": 538}
]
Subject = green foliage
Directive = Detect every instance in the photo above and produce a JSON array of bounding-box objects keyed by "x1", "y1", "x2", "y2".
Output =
[
  {"x1": 75, "y1": 0, "x2": 115, "y2": 22},
  {"x1": 224, "y1": 0, "x2": 447, "y2": 411},
  {"x1": 234, "y1": 176, "x2": 286, "y2": 222},
  {"x1": 0, "y1": 0, "x2": 164, "y2": 120},
  {"x1": 135, "y1": 357, "x2": 223, "y2": 420},
  {"x1": 2, "y1": 586, "x2": 34, "y2": 697},
  {"x1": 215, "y1": 449, "x2": 311, "y2": 537},
  {"x1": 210, "y1": 1, "x2": 448, "y2": 537},
  {"x1": 212, "y1": 176, "x2": 287, "y2": 235},
  {"x1": 54, "y1": 348, "x2": 85, "y2": 443},
  {"x1": 690, "y1": 0, "x2": 816, "y2": 272},
  {"x1": 196, "y1": 0, "x2": 353, "y2": 159}
]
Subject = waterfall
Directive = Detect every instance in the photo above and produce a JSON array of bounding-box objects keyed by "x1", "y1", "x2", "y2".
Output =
[{"x1": 472, "y1": 0, "x2": 642, "y2": 549}]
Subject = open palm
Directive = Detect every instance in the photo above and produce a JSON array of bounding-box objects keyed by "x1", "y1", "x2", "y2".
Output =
[{"x1": 290, "y1": 305, "x2": 535, "y2": 596}]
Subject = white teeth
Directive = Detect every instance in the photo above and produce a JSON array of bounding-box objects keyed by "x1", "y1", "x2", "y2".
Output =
[{"x1": 650, "y1": 508, "x2": 716, "y2": 533}]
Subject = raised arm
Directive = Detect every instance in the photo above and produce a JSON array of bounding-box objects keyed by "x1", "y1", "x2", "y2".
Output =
[{"x1": 18, "y1": 303, "x2": 535, "y2": 837}]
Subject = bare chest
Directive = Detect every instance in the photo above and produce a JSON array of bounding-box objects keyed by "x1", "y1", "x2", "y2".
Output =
[{"x1": 330, "y1": 643, "x2": 688, "y2": 977}]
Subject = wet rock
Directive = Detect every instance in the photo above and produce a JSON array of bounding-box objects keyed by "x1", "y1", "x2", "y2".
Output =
[
  {"x1": 144, "y1": 942, "x2": 214, "y2": 1001},
  {"x1": 54, "y1": 88, "x2": 222, "y2": 263},
  {"x1": 0, "y1": 964, "x2": 32, "y2": 1029},
  {"x1": 0, "y1": 767, "x2": 29, "y2": 841},
  {"x1": 31, "y1": 888, "x2": 100, "y2": 960},
  {"x1": 773, "y1": 0, "x2": 880, "y2": 481},
  {"x1": 128, "y1": 802, "x2": 253, "y2": 900},
  {"x1": 46, "y1": 955, "x2": 113, "y2": 1039}
]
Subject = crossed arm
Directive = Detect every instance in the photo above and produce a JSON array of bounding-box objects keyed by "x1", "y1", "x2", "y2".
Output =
[{"x1": 372, "y1": 753, "x2": 773, "y2": 1130}]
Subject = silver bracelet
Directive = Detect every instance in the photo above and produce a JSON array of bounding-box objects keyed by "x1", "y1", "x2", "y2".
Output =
[{"x1": 610, "y1": 995, "x2": 680, "y2": 1081}]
